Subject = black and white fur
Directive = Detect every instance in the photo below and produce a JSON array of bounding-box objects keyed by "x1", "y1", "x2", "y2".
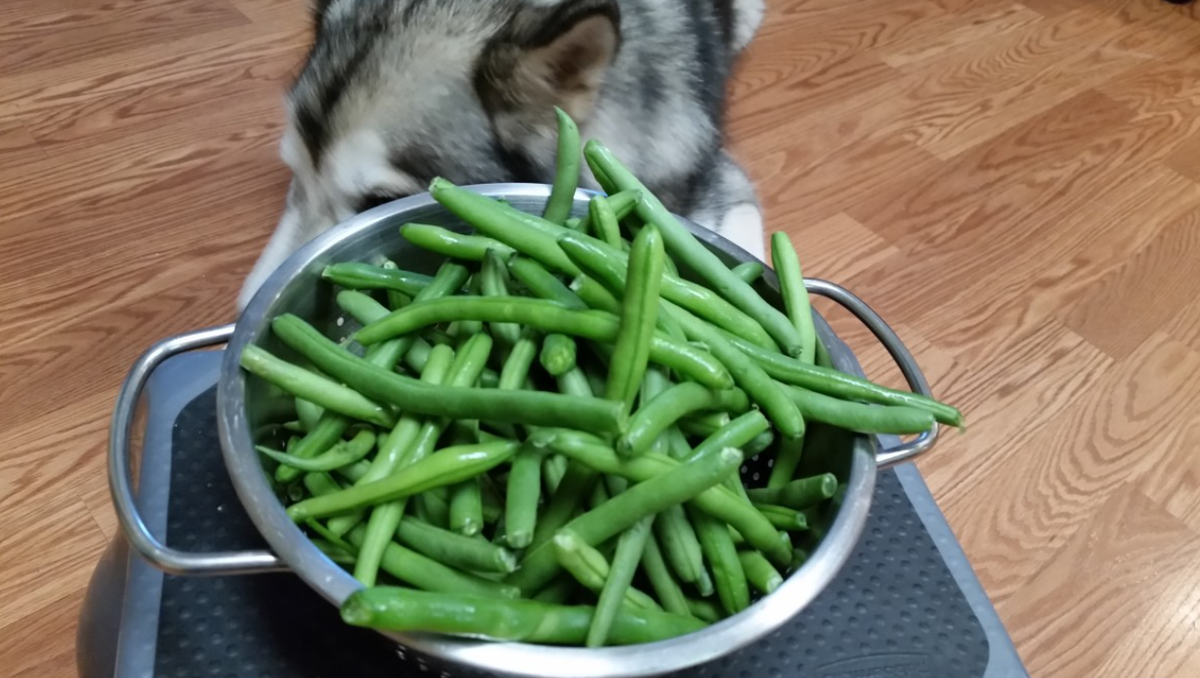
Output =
[{"x1": 238, "y1": 0, "x2": 766, "y2": 310}]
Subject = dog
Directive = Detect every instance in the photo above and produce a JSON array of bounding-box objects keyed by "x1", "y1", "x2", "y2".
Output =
[{"x1": 237, "y1": 0, "x2": 767, "y2": 310}]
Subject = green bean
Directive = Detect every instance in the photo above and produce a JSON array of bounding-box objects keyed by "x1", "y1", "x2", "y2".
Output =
[
  {"x1": 605, "y1": 224, "x2": 665, "y2": 416},
  {"x1": 565, "y1": 217, "x2": 583, "y2": 232},
  {"x1": 535, "y1": 429, "x2": 790, "y2": 565},
  {"x1": 731, "y1": 261, "x2": 764, "y2": 285},
  {"x1": 815, "y1": 337, "x2": 834, "y2": 368},
  {"x1": 640, "y1": 533, "x2": 691, "y2": 616},
  {"x1": 676, "y1": 415, "x2": 726, "y2": 438},
  {"x1": 588, "y1": 194, "x2": 622, "y2": 248},
  {"x1": 240, "y1": 345, "x2": 395, "y2": 428},
  {"x1": 395, "y1": 518, "x2": 518, "y2": 574},
  {"x1": 686, "y1": 597, "x2": 722, "y2": 624},
  {"x1": 400, "y1": 223, "x2": 516, "y2": 262},
  {"x1": 744, "y1": 430, "x2": 775, "y2": 457},
  {"x1": 584, "y1": 140, "x2": 804, "y2": 356},
  {"x1": 539, "y1": 333, "x2": 577, "y2": 376},
  {"x1": 506, "y1": 257, "x2": 588, "y2": 310},
  {"x1": 344, "y1": 527, "x2": 519, "y2": 599},
  {"x1": 543, "y1": 454, "x2": 569, "y2": 494},
  {"x1": 480, "y1": 474, "x2": 504, "y2": 524},
  {"x1": 618, "y1": 383, "x2": 750, "y2": 457},
  {"x1": 321, "y1": 262, "x2": 434, "y2": 296},
  {"x1": 767, "y1": 433, "x2": 804, "y2": 490},
  {"x1": 499, "y1": 330, "x2": 539, "y2": 391},
  {"x1": 271, "y1": 314, "x2": 627, "y2": 434},
  {"x1": 256, "y1": 428, "x2": 375, "y2": 473},
  {"x1": 737, "y1": 550, "x2": 783, "y2": 595},
  {"x1": 530, "y1": 460, "x2": 600, "y2": 547},
  {"x1": 506, "y1": 446, "x2": 742, "y2": 593},
  {"x1": 387, "y1": 289, "x2": 412, "y2": 310},
  {"x1": 295, "y1": 399, "x2": 323, "y2": 433},
  {"x1": 570, "y1": 274, "x2": 621, "y2": 314},
  {"x1": 588, "y1": 515, "x2": 655, "y2": 647},
  {"x1": 747, "y1": 473, "x2": 838, "y2": 510},
  {"x1": 654, "y1": 504, "x2": 708, "y2": 591},
  {"x1": 664, "y1": 300, "x2": 805, "y2": 439},
  {"x1": 638, "y1": 367, "x2": 673, "y2": 457},
  {"x1": 416, "y1": 492, "x2": 450, "y2": 529},
  {"x1": 286, "y1": 440, "x2": 521, "y2": 521},
  {"x1": 340, "y1": 587, "x2": 707, "y2": 645},
  {"x1": 688, "y1": 505, "x2": 749, "y2": 615},
  {"x1": 349, "y1": 346, "x2": 462, "y2": 578},
  {"x1": 751, "y1": 504, "x2": 808, "y2": 531},
  {"x1": 575, "y1": 189, "x2": 641, "y2": 236},
  {"x1": 785, "y1": 384, "x2": 936, "y2": 434},
  {"x1": 723, "y1": 332, "x2": 963, "y2": 426},
  {"x1": 353, "y1": 298, "x2": 732, "y2": 390},
  {"x1": 771, "y1": 232, "x2": 817, "y2": 364},
  {"x1": 556, "y1": 231, "x2": 777, "y2": 351},
  {"x1": 552, "y1": 532, "x2": 660, "y2": 611},
  {"x1": 430, "y1": 178, "x2": 581, "y2": 275},
  {"x1": 543, "y1": 107, "x2": 581, "y2": 225},
  {"x1": 506, "y1": 445, "x2": 544, "y2": 548},
  {"x1": 449, "y1": 479, "x2": 484, "y2": 536},
  {"x1": 481, "y1": 249, "x2": 523, "y2": 346}
]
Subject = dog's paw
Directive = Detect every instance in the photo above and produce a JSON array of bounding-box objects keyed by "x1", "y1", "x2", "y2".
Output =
[{"x1": 715, "y1": 202, "x2": 766, "y2": 261}]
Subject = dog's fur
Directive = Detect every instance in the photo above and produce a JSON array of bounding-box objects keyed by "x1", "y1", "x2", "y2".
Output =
[{"x1": 238, "y1": 0, "x2": 766, "y2": 310}]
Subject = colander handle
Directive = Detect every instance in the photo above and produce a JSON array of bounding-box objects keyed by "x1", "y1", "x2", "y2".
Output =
[
  {"x1": 108, "y1": 324, "x2": 287, "y2": 576},
  {"x1": 806, "y1": 279, "x2": 940, "y2": 468}
]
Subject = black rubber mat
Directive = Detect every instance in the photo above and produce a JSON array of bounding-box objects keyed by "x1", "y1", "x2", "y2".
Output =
[{"x1": 155, "y1": 387, "x2": 990, "y2": 677}]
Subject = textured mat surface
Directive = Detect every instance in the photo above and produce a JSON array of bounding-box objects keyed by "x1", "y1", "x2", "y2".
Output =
[{"x1": 155, "y1": 386, "x2": 990, "y2": 678}]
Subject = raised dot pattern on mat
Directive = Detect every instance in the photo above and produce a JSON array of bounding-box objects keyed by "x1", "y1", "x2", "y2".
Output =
[{"x1": 154, "y1": 388, "x2": 990, "y2": 678}]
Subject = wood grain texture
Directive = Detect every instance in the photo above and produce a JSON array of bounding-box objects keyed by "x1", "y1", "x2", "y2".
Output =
[{"x1": 3, "y1": 0, "x2": 1200, "y2": 674}]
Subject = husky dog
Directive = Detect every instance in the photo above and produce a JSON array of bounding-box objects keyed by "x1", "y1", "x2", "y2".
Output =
[{"x1": 237, "y1": 0, "x2": 766, "y2": 310}]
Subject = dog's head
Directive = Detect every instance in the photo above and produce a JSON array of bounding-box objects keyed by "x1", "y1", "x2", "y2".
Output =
[{"x1": 238, "y1": 0, "x2": 620, "y2": 310}]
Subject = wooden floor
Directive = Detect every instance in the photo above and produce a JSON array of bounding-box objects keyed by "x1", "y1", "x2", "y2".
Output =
[{"x1": 2, "y1": 0, "x2": 1199, "y2": 675}]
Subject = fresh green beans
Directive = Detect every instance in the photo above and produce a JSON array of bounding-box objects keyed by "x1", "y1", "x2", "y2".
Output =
[
  {"x1": 543, "y1": 107, "x2": 581, "y2": 225},
  {"x1": 640, "y1": 533, "x2": 691, "y2": 616},
  {"x1": 271, "y1": 314, "x2": 627, "y2": 434},
  {"x1": 353, "y1": 298, "x2": 733, "y2": 390},
  {"x1": 506, "y1": 446, "x2": 742, "y2": 593},
  {"x1": 256, "y1": 428, "x2": 375, "y2": 473},
  {"x1": 557, "y1": 231, "x2": 777, "y2": 351},
  {"x1": 539, "y1": 333, "x2": 577, "y2": 376},
  {"x1": 321, "y1": 262, "x2": 434, "y2": 296},
  {"x1": 589, "y1": 194, "x2": 622, "y2": 248},
  {"x1": 505, "y1": 445, "x2": 543, "y2": 548},
  {"x1": 449, "y1": 479, "x2": 484, "y2": 536},
  {"x1": 431, "y1": 177, "x2": 581, "y2": 275},
  {"x1": 507, "y1": 257, "x2": 589, "y2": 310},
  {"x1": 605, "y1": 224, "x2": 665, "y2": 415},
  {"x1": 552, "y1": 532, "x2": 660, "y2": 611},
  {"x1": 619, "y1": 383, "x2": 750, "y2": 457},
  {"x1": 340, "y1": 587, "x2": 707, "y2": 645},
  {"x1": 747, "y1": 473, "x2": 838, "y2": 510},
  {"x1": 344, "y1": 527, "x2": 520, "y2": 600},
  {"x1": 286, "y1": 441, "x2": 521, "y2": 522},
  {"x1": 664, "y1": 300, "x2": 805, "y2": 440},
  {"x1": 723, "y1": 332, "x2": 963, "y2": 427},
  {"x1": 785, "y1": 384, "x2": 936, "y2": 434},
  {"x1": 731, "y1": 261, "x2": 764, "y2": 285},
  {"x1": 536, "y1": 430, "x2": 790, "y2": 565},
  {"x1": 770, "y1": 232, "x2": 817, "y2": 364},
  {"x1": 401, "y1": 223, "x2": 516, "y2": 262},
  {"x1": 738, "y1": 550, "x2": 783, "y2": 595},
  {"x1": 752, "y1": 504, "x2": 808, "y2": 531},
  {"x1": 584, "y1": 140, "x2": 804, "y2": 356},
  {"x1": 689, "y1": 505, "x2": 749, "y2": 615},
  {"x1": 588, "y1": 515, "x2": 655, "y2": 647},
  {"x1": 239, "y1": 345, "x2": 395, "y2": 428},
  {"x1": 395, "y1": 518, "x2": 518, "y2": 574},
  {"x1": 481, "y1": 249, "x2": 523, "y2": 346},
  {"x1": 499, "y1": 331, "x2": 539, "y2": 391}
]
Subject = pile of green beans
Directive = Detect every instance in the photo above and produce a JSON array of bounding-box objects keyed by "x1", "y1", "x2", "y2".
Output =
[{"x1": 241, "y1": 108, "x2": 964, "y2": 648}]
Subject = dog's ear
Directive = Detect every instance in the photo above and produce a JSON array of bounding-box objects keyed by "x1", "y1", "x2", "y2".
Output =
[{"x1": 477, "y1": 0, "x2": 620, "y2": 138}]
